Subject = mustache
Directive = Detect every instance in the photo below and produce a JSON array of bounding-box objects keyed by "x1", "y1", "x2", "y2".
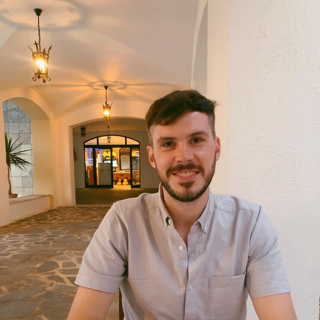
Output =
[{"x1": 166, "y1": 163, "x2": 204, "y2": 176}]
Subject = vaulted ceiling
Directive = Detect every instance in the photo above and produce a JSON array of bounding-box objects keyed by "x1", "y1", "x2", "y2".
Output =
[{"x1": 0, "y1": 0, "x2": 199, "y2": 118}]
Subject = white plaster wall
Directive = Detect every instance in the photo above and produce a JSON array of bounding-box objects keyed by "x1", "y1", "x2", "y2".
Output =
[
  {"x1": 9, "y1": 196, "x2": 52, "y2": 223},
  {"x1": 73, "y1": 129, "x2": 159, "y2": 189},
  {"x1": 207, "y1": 0, "x2": 230, "y2": 195},
  {"x1": 216, "y1": 0, "x2": 320, "y2": 318},
  {"x1": 32, "y1": 120, "x2": 53, "y2": 195},
  {"x1": 0, "y1": 107, "x2": 10, "y2": 226},
  {"x1": 50, "y1": 118, "x2": 74, "y2": 207}
]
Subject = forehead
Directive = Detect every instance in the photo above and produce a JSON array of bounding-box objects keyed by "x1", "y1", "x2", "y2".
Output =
[{"x1": 152, "y1": 112, "x2": 212, "y2": 139}]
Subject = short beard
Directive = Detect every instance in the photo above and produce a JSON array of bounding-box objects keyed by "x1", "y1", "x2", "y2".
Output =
[{"x1": 155, "y1": 153, "x2": 217, "y2": 203}]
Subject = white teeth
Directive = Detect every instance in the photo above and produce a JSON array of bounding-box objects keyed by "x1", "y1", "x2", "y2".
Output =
[{"x1": 177, "y1": 172, "x2": 195, "y2": 177}]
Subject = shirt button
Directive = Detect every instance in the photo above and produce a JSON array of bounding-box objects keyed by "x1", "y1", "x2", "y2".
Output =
[
  {"x1": 178, "y1": 246, "x2": 184, "y2": 251},
  {"x1": 167, "y1": 218, "x2": 172, "y2": 225},
  {"x1": 203, "y1": 226, "x2": 207, "y2": 232},
  {"x1": 189, "y1": 285, "x2": 193, "y2": 290}
]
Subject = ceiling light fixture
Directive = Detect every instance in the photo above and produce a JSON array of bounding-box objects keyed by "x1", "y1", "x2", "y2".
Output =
[
  {"x1": 80, "y1": 125, "x2": 87, "y2": 137},
  {"x1": 107, "y1": 125, "x2": 111, "y2": 144},
  {"x1": 103, "y1": 86, "x2": 113, "y2": 121},
  {"x1": 28, "y1": 8, "x2": 52, "y2": 83}
]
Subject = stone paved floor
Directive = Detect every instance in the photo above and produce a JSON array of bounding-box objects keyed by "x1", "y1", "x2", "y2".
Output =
[{"x1": 0, "y1": 206, "x2": 119, "y2": 320}]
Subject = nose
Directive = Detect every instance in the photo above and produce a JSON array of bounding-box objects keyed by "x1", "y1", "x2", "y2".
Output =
[{"x1": 175, "y1": 142, "x2": 194, "y2": 163}]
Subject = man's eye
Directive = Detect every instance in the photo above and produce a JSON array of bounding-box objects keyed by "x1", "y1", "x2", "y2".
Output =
[
  {"x1": 191, "y1": 137, "x2": 203, "y2": 144},
  {"x1": 162, "y1": 141, "x2": 174, "y2": 147}
]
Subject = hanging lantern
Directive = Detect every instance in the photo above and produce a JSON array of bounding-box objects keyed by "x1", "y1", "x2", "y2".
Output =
[
  {"x1": 80, "y1": 125, "x2": 87, "y2": 137},
  {"x1": 103, "y1": 86, "x2": 113, "y2": 120},
  {"x1": 28, "y1": 8, "x2": 52, "y2": 83},
  {"x1": 107, "y1": 126, "x2": 111, "y2": 143}
]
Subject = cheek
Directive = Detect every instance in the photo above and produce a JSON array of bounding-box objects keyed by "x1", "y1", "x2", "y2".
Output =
[
  {"x1": 196, "y1": 148, "x2": 216, "y2": 166},
  {"x1": 154, "y1": 152, "x2": 173, "y2": 170}
]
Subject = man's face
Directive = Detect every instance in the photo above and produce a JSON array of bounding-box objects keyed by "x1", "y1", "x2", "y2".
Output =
[{"x1": 147, "y1": 112, "x2": 221, "y2": 202}]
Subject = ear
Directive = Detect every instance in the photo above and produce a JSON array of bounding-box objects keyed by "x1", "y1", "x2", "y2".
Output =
[
  {"x1": 146, "y1": 145, "x2": 156, "y2": 169},
  {"x1": 214, "y1": 137, "x2": 221, "y2": 161}
]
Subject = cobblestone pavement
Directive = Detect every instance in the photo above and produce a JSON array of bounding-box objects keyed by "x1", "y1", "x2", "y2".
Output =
[{"x1": 0, "y1": 206, "x2": 119, "y2": 320}]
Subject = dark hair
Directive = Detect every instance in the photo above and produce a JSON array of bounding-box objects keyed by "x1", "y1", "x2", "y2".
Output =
[{"x1": 145, "y1": 90, "x2": 216, "y2": 145}]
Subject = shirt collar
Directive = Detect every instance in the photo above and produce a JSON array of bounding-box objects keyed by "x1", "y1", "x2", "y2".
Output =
[
  {"x1": 197, "y1": 192, "x2": 211, "y2": 234},
  {"x1": 157, "y1": 183, "x2": 212, "y2": 233},
  {"x1": 157, "y1": 183, "x2": 172, "y2": 229}
]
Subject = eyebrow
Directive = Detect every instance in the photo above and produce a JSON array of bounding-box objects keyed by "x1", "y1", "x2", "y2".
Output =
[
  {"x1": 156, "y1": 137, "x2": 176, "y2": 145},
  {"x1": 156, "y1": 131, "x2": 209, "y2": 145},
  {"x1": 189, "y1": 131, "x2": 209, "y2": 137}
]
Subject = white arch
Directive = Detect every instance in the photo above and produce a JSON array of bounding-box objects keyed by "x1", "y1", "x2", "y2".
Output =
[
  {"x1": 50, "y1": 100, "x2": 151, "y2": 206},
  {"x1": 191, "y1": 0, "x2": 208, "y2": 91},
  {"x1": 0, "y1": 87, "x2": 54, "y2": 120},
  {"x1": 0, "y1": 88, "x2": 55, "y2": 225},
  {"x1": 192, "y1": 2, "x2": 208, "y2": 95}
]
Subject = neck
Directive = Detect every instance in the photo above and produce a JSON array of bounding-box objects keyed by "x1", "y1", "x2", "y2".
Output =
[{"x1": 162, "y1": 187, "x2": 209, "y2": 230}]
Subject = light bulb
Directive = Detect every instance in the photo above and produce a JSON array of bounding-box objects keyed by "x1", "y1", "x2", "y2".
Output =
[{"x1": 36, "y1": 58, "x2": 46, "y2": 72}]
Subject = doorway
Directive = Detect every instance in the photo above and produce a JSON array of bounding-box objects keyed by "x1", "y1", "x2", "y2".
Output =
[{"x1": 84, "y1": 136, "x2": 141, "y2": 189}]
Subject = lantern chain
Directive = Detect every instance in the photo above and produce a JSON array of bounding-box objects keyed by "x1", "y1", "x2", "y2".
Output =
[{"x1": 37, "y1": 14, "x2": 41, "y2": 52}]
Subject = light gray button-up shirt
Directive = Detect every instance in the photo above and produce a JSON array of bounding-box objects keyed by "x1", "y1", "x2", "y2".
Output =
[{"x1": 75, "y1": 185, "x2": 290, "y2": 320}]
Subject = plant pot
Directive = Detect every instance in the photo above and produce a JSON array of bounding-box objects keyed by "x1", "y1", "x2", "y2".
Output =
[{"x1": 9, "y1": 193, "x2": 18, "y2": 199}]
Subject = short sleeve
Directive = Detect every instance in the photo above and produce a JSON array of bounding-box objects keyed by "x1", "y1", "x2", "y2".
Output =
[
  {"x1": 75, "y1": 203, "x2": 128, "y2": 294},
  {"x1": 246, "y1": 207, "x2": 291, "y2": 300}
]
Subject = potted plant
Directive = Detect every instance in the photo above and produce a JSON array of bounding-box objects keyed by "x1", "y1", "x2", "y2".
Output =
[{"x1": 5, "y1": 133, "x2": 32, "y2": 199}]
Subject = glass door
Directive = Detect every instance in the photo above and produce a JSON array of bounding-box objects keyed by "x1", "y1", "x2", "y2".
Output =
[
  {"x1": 95, "y1": 148, "x2": 113, "y2": 187},
  {"x1": 84, "y1": 137, "x2": 141, "y2": 188},
  {"x1": 85, "y1": 148, "x2": 94, "y2": 186},
  {"x1": 131, "y1": 147, "x2": 140, "y2": 188}
]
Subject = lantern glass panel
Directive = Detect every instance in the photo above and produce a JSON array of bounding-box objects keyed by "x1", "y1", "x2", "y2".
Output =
[
  {"x1": 33, "y1": 52, "x2": 49, "y2": 77},
  {"x1": 103, "y1": 105, "x2": 111, "y2": 120}
]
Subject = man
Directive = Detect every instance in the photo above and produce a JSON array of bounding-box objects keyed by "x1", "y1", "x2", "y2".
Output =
[{"x1": 68, "y1": 90, "x2": 297, "y2": 319}]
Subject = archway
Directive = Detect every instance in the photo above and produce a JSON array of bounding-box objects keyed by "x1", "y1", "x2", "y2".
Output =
[
  {"x1": 5, "y1": 97, "x2": 54, "y2": 197},
  {"x1": 0, "y1": 91, "x2": 54, "y2": 226},
  {"x1": 84, "y1": 135, "x2": 141, "y2": 189},
  {"x1": 72, "y1": 117, "x2": 159, "y2": 202}
]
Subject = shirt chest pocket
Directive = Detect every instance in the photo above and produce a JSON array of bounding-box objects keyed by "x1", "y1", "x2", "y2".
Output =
[{"x1": 209, "y1": 274, "x2": 247, "y2": 320}]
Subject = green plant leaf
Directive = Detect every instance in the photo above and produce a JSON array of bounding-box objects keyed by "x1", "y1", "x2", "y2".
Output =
[{"x1": 5, "y1": 133, "x2": 32, "y2": 169}]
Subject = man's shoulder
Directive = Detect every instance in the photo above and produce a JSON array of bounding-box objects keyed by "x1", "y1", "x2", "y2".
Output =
[
  {"x1": 211, "y1": 193, "x2": 261, "y2": 216},
  {"x1": 113, "y1": 192, "x2": 159, "y2": 217}
]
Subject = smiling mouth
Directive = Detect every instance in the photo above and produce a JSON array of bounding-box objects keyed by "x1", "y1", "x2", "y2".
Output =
[{"x1": 172, "y1": 171, "x2": 199, "y2": 177}]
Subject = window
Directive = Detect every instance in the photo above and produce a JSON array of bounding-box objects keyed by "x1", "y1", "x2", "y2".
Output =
[
  {"x1": 85, "y1": 138, "x2": 97, "y2": 145},
  {"x1": 127, "y1": 138, "x2": 139, "y2": 145},
  {"x1": 98, "y1": 136, "x2": 125, "y2": 145}
]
